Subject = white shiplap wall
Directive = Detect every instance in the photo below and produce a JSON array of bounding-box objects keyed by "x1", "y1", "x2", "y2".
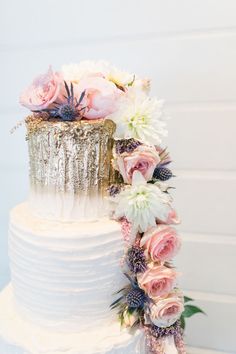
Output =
[{"x1": 0, "y1": 1, "x2": 236, "y2": 353}]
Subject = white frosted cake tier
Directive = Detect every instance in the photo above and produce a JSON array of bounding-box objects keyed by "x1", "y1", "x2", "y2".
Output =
[
  {"x1": 0, "y1": 285, "x2": 142, "y2": 354},
  {"x1": 9, "y1": 203, "x2": 124, "y2": 331}
]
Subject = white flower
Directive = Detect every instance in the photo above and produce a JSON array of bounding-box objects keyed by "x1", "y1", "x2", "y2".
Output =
[
  {"x1": 62, "y1": 61, "x2": 135, "y2": 86},
  {"x1": 107, "y1": 93, "x2": 167, "y2": 145},
  {"x1": 122, "y1": 309, "x2": 138, "y2": 328},
  {"x1": 62, "y1": 61, "x2": 148, "y2": 91},
  {"x1": 106, "y1": 65, "x2": 134, "y2": 87},
  {"x1": 61, "y1": 60, "x2": 110, "y2": 83},
  {"x1": 113, "y1": 171, "x2": 172, "y2": 233}
]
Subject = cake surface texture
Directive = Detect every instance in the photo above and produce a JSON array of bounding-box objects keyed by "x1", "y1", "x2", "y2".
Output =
[
  {"x1": 0, "y1": 60, "x2": 202, "y2": 354},
  {"x1": 27, "y1": 118, "x2": 116, "y2": 221},
  {"x1": 9, "y1": 203, "x2": 123, "y2": 331}
]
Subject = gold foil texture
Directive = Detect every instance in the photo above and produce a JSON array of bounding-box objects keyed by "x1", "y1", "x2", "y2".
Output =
[{"x1": 26, "y1": 117, "x2": 116, "y2": 196}]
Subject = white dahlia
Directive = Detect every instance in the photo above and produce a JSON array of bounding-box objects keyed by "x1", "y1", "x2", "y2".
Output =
[
  {"x1": 113, "y1": 171, "x2": 172, "y2": 233},
  {"x1": 107, "y1": 94, "x2": 167, "y2": 145}
]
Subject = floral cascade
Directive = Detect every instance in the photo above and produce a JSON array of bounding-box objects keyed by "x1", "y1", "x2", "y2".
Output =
[
  {"x1": 106, "y1": 82, "x2": 204, "y2": 351},
  {"x1": 19, "y1": 60, "x2": 204, "y2": 353}
]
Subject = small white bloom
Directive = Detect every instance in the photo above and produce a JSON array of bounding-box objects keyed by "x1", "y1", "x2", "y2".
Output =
[
  {"x1": 122, "y1": 309, "x2": 138, "y2": 328},
  {"x1": 113, "y1": 171, "x2": 172, "y2": 233},
  {"x1": 106, "y1": 65, "x2": 134, "y2": 87},
  {"x1": 107, "y1": 93, "x2": 167, "y2": 145},
  {"x1": 61, "y1": 60, "x2": 110, "y2": 83}
]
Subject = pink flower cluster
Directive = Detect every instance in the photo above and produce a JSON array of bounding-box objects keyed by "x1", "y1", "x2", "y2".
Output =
[
  {"x1": 135, "y1": 224, "x2": 183, "y2": 327},
  {"x1": 20, "y1": 66, "x2": 121, "y2": 119}
]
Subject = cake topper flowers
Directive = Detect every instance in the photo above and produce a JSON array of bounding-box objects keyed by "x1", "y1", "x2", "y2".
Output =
[{"x1": 19, "y1": 61, "x2": 167, "y2": 148}]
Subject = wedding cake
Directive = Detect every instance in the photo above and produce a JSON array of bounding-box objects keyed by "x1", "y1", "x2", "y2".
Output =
[{"x1": 0, "y1": 61, "x2": 202, "y2": 354}]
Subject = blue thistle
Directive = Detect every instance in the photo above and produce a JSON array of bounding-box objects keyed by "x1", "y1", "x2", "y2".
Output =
[
  {"x1": 153, "y1": 167, "x2": 173, "y2": 181},
  {"x1": 110, "y1": 273, "x2": 148, "y2": 311},
  {"x1": 126, "y1": 288, "x2": 146, "y2": 308},
  {"x1": 40, "y1": 81, "x2": 86, "y2": 121}
]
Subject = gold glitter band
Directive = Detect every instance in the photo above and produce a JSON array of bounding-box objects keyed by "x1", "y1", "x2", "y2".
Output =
[{"x1": 26, "y1": 117, "x2": 116, "y2": 196}]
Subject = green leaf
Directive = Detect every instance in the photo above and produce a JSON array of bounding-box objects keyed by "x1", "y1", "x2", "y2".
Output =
[
  {"x1": 182, "y1": 305, "x2": 205, "y2": 318},
  {"x1": 180, "y1": 315, "x2": 186, "y2": 330},
  {"x1": 184, "y1": 296, "x2": 194, "y2": 303}
]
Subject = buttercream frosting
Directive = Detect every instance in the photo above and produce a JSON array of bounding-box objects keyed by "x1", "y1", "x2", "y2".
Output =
[
  {"x1": 0, "y1": 284, "x2": 142, "y2": 354},
  {"x1": 9, "y1": 203, "x2": 124, "y2": 332}
]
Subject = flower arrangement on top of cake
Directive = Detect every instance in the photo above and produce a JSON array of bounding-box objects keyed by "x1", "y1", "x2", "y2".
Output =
[{"x1": 19, "y1": 61, "x2": 166, "y2": 145}]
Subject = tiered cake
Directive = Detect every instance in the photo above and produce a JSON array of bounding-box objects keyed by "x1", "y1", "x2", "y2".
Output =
[
  {"x1": 0, "y1": 61, "x2": 202, "y2": 354},
  {"x1": 0, "y1": 117, "x2": 142, "y2": 353}
]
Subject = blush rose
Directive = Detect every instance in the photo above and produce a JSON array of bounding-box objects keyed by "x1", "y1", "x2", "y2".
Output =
[
  {"x1": 114, "y1": 145, "x2": 160, "y2": 184},
  {"x1": 77, "y1": 76, "x2": 119, "y2": 119},
  {"x1": 137, "y1": 264, "x2": 178, "y2": 299},
  {"x1": 140, "y1": 225, "x2": 181, "y2": 262},
  {"x1": 150, "y1": 293, "x2": 184, "y2": 327},
  {"x1": 20, "y1": 66, "x2": 63, "y2": 111}
]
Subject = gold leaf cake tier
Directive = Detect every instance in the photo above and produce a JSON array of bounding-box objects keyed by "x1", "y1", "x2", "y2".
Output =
[{"x1": 26, "y1": 116, "x2": 117, "y2": 221}]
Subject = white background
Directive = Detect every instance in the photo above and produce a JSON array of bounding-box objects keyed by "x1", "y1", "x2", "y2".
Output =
[{"x1": 0, "y1": 1, "x2": 236, "y2": 353}]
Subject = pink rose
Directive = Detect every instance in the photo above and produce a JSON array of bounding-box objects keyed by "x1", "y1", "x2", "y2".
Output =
[
  {"x1": 150, "y1": 293, "x2": 184, "y2": 327},
  {"x1": 77, "y1": 76, "x2": 119, "y2": 119},
  {"x1": 157, "y1": 209, "x2": 180, "y2": 225},
  {"x1": 20, "y1": 67, "x2": 63, "y2": 111},
  {"x1": 137, "y1": 264, "x2": 177, "y2": 299},
  {"x1": 114, "y1": 145, "x2": 160, "y2": 183},
  {"x1": 140, "y1": 225, "x2": 181, "y2": 262}
]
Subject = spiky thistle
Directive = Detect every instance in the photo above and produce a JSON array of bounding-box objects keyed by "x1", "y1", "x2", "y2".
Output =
[
  {"x1": 41, "y1": 81, "x2": 86, "y2": 121},
  {"x1": 127, "y1": 245, "x2": 147, "y2": 274},
  {"x1": 110, "y1": 273, "x2": 148, "y2": 311}
]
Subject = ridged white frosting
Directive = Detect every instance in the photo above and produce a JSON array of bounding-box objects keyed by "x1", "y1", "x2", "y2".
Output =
[
  {"x1": 0, "y1": 285, "x2": 142, "y2": 354},
  {"x1": 9, "y1": 203, "x2": 124, "y2": 331}
]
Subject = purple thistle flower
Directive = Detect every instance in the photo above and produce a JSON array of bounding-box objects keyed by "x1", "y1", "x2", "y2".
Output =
[
  {"x1": 126, "y1": 287, "x2": 146, "y2": 308},
  {"x1": 149, "y1": 320, "x2": 182, "y2": 339},
  {"x1": 153, "y1": 166, "x2": 173, "y2": 181},
  {"x1": 115, "y1": 139, "x2": 142, "y2": 155},
  {"x1": 40, "y1": 81, "x2": 86, "y2": 121},
  {"x1": 127, "y1": 246, "x2": 147, "y2": 274}
]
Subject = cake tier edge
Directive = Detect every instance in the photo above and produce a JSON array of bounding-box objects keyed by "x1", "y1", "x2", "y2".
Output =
[{"x1": 0, "y1": 284, "x2": 143, "y2": 354}]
